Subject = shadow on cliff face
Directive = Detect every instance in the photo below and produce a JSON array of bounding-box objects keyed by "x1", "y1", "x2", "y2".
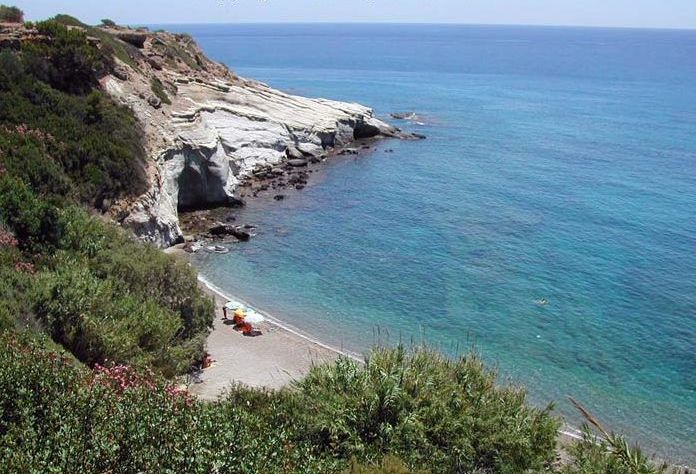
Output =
[{"x1": 174, "y1": 150, "x2": 243, "y2": 213}]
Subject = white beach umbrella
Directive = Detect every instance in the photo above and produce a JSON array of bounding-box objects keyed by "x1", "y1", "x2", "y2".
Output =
[
  {"x1": 224, "y1": 301, "x2": 242, "y2": 310},
  {"x1": 244, "y1": 312, "x2": 265, "y2": 324}
]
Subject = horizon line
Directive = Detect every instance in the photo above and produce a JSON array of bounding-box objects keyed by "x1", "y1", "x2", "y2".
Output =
[
  {"x1": 134, "y1": 21, "x2": 696, "y2": 32},
  {"x1": 24, "y1": 14, "x2": 696, "y2": 32}
]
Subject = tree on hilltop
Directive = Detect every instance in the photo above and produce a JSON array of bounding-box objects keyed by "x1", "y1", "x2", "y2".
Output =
[{"x1": 0, "y1": 5, "x2": 23, "y2": 23}]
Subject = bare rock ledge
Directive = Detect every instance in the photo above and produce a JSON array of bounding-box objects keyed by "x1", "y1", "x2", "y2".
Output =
[{"x1": 100, "y1": 29, "x2": 412, "y2": 247}]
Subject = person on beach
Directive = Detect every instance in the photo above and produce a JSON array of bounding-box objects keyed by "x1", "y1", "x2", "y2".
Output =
[{"x1": 222, "y1": 305, "x2": 228, "y2": 320}]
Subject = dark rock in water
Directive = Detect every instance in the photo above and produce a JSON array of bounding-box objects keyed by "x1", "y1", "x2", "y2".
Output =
[
  {"x1": 353, "y1": 122, "x2": 381, "y2": 139},
  {"x1": 224, "y1": 195, "x2": 245, "y2": 208},
  {"x1": 271, "y1": 167, "x2": 285, "y2": 176},
  {"x1": 287, "y1": 158, "x2": 308, "y2": 167},
  {"x1": 274, "y1": 194, "x2": 285, "y2": 201},
  {"x1": 295, "y1": 184, "x2": 305, "y2": 190},
  {"x1": 208, "y1": 223, "x2": 251, "y2": 241},
  {"x1": 339, "y1": 148, "x2": 359, "y2": 155},
  {"x1": 384, "y1": 149, "x2": 394, "y2": 153},
  {"x1": 225, "y1": 215, "x2": 236, "y2": 222},
  {"x1": 208, "y1": 223, "x2": 230, "y2": 236},
  {"x1": 412, "y1": 133, "x2": 427, "y2": 140},
  {"x1": 309, "y1": 156, "x2": 321, "y2": 164},
  {"x1": 288, "y1": 174, "x2": 303, "y2": 185},
  {"x1": 390, "y1": 112, "x2": 415, "y2": 120}
]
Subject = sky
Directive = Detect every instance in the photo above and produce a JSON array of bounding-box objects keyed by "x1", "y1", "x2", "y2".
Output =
[{"x1": 18, "y1": 0, "x2": 696, "y2": 29}]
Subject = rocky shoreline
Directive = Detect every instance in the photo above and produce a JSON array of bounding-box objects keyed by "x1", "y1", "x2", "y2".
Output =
[
  {"x1": 176, "y1": 134, "x2": 404, "y2": 247},
  {"x1": 88, "y1": 23, "x2": 424, "y2": 248}
]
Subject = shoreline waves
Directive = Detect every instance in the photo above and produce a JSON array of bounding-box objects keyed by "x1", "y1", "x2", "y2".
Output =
[
  {"x1": 197, "y1": 274, "x2": 361, "y2": 363},
  {"x1": 194, "y1": 270, "x2": 586, "y2": 446}
]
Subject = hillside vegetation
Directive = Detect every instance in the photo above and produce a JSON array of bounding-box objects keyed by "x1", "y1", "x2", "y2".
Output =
[{"x1": 0, "y1": 7, "x2": 680, "y2": 473}]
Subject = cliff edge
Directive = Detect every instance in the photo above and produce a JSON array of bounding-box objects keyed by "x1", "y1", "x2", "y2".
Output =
[{"x1": 88, "y1": 26, "x2": 407, "y2": 246}]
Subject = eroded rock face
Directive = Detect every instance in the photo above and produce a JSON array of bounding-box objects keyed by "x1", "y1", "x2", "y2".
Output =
[{"x1": 103, "y1": 30, "x2": 402, "y2": 247}]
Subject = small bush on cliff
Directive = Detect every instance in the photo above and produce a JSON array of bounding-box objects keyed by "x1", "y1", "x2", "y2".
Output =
[
  {"x1": 0, "y1": 5, "x2": 23, "y2": 23},
  {"x1": 24, "y1": 20, "x2": 108, "y2": 94},
  {"x1": 150, "y1": 76, "x2": 172, "y2": 105}
]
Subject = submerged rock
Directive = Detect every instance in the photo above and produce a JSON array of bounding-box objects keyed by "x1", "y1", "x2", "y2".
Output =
[
  {"x1": 390, "y1": 112, "x2": 416, "y2": 120},
  {"x1": 208, "y1": 223, "x2": 251, "y2": 241}
]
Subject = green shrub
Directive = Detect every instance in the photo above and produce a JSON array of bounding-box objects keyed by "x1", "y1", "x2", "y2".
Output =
[
  {"x1": 50, "y1": 13, "x2": 86, "y2": 28},
  {"x1": 57, "y1": 207, "x2": 214, "y2": 341},
  {"x1": 0, "y1": 334, "x2": 335, "y2": 473},
  {"x1": 32, "y1": 260, "x2": 185, "y2": 372},
  {"x1": 561, "y1": 399, "x2": 670, "y2": 474},
  {"x1": 0, "y1": 335, "x2": 674, "y2": 474},
  {"x1": 24, "y1": 20, "x2": 108, "y2": 94},
  {"x1": 0, "y1": 47, "x2": 147, "y2": 205},
  {"x1": 150, "y1": 76, "x2": 171, "y2": 105},
  {"x1": 294, "y1": 347, "x2": 560, "y2": 473},
  {"x1": 101, "y1": 18, "x2": 116, "y2": 27},
  {"x1": 345, "y1": 456, "x2": 429, "y2": 474},
  {"x1": 0, "y1": 179, "x2": 213, "y2": 375},
  {"x1": 0, "y1": 4, "x2": 23, "y2": 23},
  {"x1": 562, "y1": 427, "x2": 668, "y2": 474},
  {"x1": 0, "y1": 175, "x2": 62, "y2": 253}
]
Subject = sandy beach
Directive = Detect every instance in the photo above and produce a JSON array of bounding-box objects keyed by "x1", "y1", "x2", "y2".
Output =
[
  {"x1": 190, "y1": 278, "x2": 350, "y2": 399},
  {"x1": 165, "y1": 246, "x2": 354, "y2": 399}
]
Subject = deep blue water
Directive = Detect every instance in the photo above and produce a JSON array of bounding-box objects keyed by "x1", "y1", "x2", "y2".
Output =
[{"x1": 165, "y1": 24, "x2": 696, "y2": 462}]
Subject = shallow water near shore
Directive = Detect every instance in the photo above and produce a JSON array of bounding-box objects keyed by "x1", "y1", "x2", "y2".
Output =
[{"x1": 165, "y1": 24, "x2": 696, "y2": 462}]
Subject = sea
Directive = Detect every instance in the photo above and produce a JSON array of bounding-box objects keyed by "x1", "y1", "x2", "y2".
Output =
[{"x1": 161, "y1": 23, "x2": 696, "y2": 463}]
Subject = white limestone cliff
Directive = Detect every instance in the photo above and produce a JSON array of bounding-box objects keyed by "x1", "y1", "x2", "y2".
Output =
[{"x1": 100, "y1": 28, "x2": 403, "y2": 247}]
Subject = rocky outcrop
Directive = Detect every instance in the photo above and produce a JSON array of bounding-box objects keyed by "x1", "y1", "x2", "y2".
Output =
[{"x1": 101, "y1": 27, "x2": 410, "y2": 247}]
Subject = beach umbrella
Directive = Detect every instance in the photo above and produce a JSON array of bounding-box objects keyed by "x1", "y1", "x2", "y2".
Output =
[{"x1": 244, "y1": 312, "x2": 265, "y2": 324}]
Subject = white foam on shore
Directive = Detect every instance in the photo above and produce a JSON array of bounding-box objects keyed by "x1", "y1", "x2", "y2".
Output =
[{"x1": 198, "y1": 275, "x2": 362, "y2": 363}]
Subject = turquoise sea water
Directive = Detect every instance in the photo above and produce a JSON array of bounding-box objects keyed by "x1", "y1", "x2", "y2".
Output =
[{"x1": 167, "y1": 24, "x2": 696, "y2": 462}]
